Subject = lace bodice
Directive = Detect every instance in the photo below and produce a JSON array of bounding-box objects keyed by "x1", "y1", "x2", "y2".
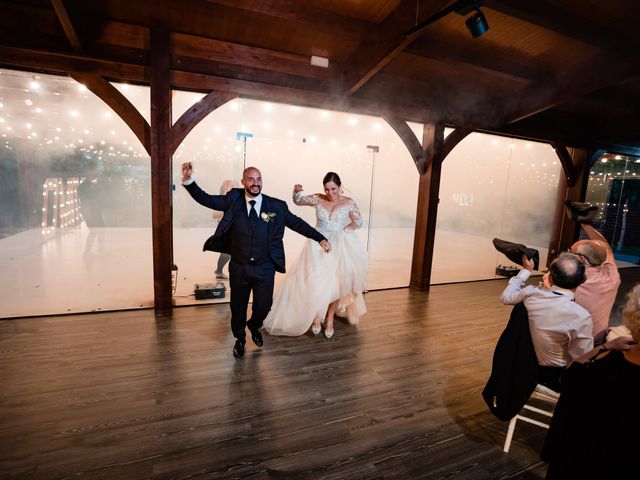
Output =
[{"x1": 294, "y1": 192, "x2": 363, "y2": 233}]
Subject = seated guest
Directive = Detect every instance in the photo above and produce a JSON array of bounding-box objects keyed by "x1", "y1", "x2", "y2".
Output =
[
  {"x1": 500, "y1": 253, "x2": 593, "y2": 392},
  {"x1": 541, "y1": 284, "x2": 639, "y2": 479},
  {"x1": 570, "y1": 224, "x2": 621, "y2": 345}
]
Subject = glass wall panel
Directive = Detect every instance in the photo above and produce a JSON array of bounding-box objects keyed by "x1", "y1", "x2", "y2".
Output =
[
  {"x1": 433, "y1": 131, "x2": 562, "y2": 283},
  {"x1": 172, "y1": 97, "x2": 420, "y2": 304},
  {"x1": 0, "y1": 69, "x2": 152, "y2": 318},
  {"x1": 585, "y1": 153, "x2": 640, "y2": 264}
]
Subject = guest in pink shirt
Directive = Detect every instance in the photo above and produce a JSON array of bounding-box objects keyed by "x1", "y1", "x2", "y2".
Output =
[{"x1": 570, "y1": 224, "x2": 621, "y2": 345}]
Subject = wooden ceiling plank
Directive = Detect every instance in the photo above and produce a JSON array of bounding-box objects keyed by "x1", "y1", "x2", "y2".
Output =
[
  {"x1": 341, "y1": 0, "x2": 455, "y2": 95},
  {"x1": 200, "y1": 0, "x2": 373, "y2": 39},
  {"x1": 0, "y1": 2, "x2": 64, "y2": 37},
  {"x1": 81, "y1": 0, "x2": 371, "y2": 42},
  {"x1": 485, "y1": 0, "x2": 637, "y2": 52},
  {"x1": 50, "y1": 0, "x2": 83, "y2": 52},
  {"x1": 90, "y1": 20, "x2": 148, "y2": 50}
]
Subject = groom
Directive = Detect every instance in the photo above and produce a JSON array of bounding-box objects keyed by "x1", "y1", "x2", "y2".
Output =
[{"x1": 181, "y1": 162, "x2": 331, "y2": 358}]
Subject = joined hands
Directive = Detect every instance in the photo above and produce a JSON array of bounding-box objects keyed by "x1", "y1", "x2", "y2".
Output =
[{"x1": 320, "y1": 239, "x2": 331, "y2": 253}]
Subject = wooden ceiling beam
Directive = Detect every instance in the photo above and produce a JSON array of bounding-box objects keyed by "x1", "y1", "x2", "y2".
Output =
[
  {"x1": 341, "y1": 0, "x2": 455, "y2": 96},
  {"x1": 504, "y1": 50, "x2": 640, "y2": 124},
  {"x1": 172, "y1": 55, "x2": 328, "y2": 93},
  {"x1": 406, "y1": 34, "x2": 547, "y2": 84},
  {"x1": 384, "y1": 116, "x2": 427, "y2": 173},
  {"x1": 550, "y1": 143, "x2": 578, "y2": 187},
  {"x1": 50, "y1": 0, "x2": 83, "y2": 52},
  {"x1": 170, "y1": 91, "x2": 237, "y2": 153},
  {"x1": 169, "y1": 70, "x2": 436, "y2": 123},
  {"x1": 359, "y1": 72, "x2": 503, "y2": 126},
  {"x1": 172, "y1": 33, "x2": 335, "y2": 80},
  {"x1": 603, "y1": 114, "x2": 640, "y2": 147},
  {"x1": 0, "y1": 44, "x2": 433, "y2": 123},
  {"x1": 69, "y1": 72, "x2": 151, "y2": 155},
  {"x1": 0, "y1": 45, "x2": 145, "y2": 82},
  {"x1": 583, "y1": 79, "x2": 640, "y2": 112}
]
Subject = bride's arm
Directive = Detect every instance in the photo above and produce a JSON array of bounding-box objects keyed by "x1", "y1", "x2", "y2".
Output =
[
  {"x1": 344, "y1": 199, "x2": 363, "y2": 231},
  {"x1": 292, "y1": 184, "x2": 318, "y2": 206}
]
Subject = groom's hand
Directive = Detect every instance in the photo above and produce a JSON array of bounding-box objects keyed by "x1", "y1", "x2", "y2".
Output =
[
  {"x1": 320, "y1": 240, "x2": 331, "y2": 253},
  {"x1": 181, "y1": 162, "x2": 193, "y2": 183}
]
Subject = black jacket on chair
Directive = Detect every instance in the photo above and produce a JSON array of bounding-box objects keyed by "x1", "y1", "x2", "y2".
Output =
[{"x1": 482, "y1": 302, "x2": 539, "y2": 421}]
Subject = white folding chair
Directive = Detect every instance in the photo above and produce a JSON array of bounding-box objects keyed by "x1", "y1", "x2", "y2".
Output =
[{"x1": 503, "y1": 383, "x2": 560, "y2": 453}]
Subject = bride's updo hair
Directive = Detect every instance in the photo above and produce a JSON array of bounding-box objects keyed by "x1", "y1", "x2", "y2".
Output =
[{"x1": 323, "y1": 171, "x2": 341, "y2": 187}]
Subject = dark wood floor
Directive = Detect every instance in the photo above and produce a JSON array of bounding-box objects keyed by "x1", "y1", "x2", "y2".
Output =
[{"x1": 1, "y1": 268, "x2": 638, "y2": 480}]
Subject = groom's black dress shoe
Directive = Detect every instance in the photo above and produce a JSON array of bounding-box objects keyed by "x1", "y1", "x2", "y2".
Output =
[
  {"x1": 250, "y1": 329, "x2": 263, "y2": 347},
  {"x1": 233, "y1": 341, "x2": 245, "y2": 359},
  {"x1": 565, "y1": 201, "x2": 598, "y2": 224},
  {"x1": 493, "y1": 238, "x2": 540, "y2": 270}
]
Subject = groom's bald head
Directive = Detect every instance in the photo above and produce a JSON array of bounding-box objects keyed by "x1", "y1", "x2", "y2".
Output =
[{"x1": 241, "y1": 166, "x2": 262, "y2": 197}]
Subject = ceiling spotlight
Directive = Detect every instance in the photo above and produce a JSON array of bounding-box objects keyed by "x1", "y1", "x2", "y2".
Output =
[
  {"x1": 465, "y1": 9, "x2": 489, "y2": 38},
  {"x1": 404, "y1": 0, "x2": 489, "y2": 39}
]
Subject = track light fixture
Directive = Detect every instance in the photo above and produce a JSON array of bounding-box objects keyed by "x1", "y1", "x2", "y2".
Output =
[
  {"x1": 464, "y1": 8, "x2": 489, "y2": 38},
  {"x1": 405, "y1": 0, "x2": 489, "y2": 39}
]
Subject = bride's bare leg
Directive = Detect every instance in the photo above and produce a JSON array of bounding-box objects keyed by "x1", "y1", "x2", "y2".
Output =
[
  {"x1": 325, "y1": 300, "x2": 338, "y2": 338},
  {"x1": 326, "y1": 300, "x2": 338, "y2": 326}
]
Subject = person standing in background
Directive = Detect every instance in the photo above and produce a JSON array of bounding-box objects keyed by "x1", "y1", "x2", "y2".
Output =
[
  {"x1": 213, "y1": 179, "x2": 235, "y2": 280},
  {"x1": 570, "y1": 224, "x2": 621, "y2": 345}
]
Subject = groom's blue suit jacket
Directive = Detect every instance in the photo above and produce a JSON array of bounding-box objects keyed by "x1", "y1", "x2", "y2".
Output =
[{"x1": 184, "y1": 183, "x2": 325, "y2": 273}]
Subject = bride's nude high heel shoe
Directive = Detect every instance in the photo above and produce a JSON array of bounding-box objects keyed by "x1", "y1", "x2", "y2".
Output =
[
  {"x1": 311, "y1": 323, "x2": 321, "y2": 335},
  {"x1": 324, "y1": 321, "x2": 334, "y2": 339}
]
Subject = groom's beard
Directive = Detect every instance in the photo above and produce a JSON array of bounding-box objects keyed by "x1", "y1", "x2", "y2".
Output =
[{"x1": 245, "y1": 185, "x2": 261, "y2": 197}]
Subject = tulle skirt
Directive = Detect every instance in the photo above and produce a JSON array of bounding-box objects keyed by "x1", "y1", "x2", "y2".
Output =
[{"x1": 263, "y1": 229, "x2": 368, "y2": 336}]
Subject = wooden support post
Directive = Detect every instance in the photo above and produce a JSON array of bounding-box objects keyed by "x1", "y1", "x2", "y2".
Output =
[
  {"x1": 150, "y1": 27, "x2": 173, "y2": 317},
  {"x1": 546, "y1": 146, "x2": 592, "y2": 265},
  {"x1": 410, "y1": 123, "x2": 445, "y2": 290}
]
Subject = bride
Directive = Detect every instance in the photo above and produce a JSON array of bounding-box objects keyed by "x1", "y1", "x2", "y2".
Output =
[{"x1": 263, "y1": 172, "x2": 368, "y2": 338}]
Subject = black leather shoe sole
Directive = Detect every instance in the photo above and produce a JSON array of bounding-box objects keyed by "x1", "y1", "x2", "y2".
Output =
[
  {"x1": 250, "y1": 330, "x2": 263, "y2": 347},
  {"x1": 233, "y1": 341, "x2": 245, "y2": 358}
]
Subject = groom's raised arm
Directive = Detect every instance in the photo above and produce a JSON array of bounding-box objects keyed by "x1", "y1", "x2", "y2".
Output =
[{"x1": 181, "y1": 161, "x2": 228, "y2": 211}]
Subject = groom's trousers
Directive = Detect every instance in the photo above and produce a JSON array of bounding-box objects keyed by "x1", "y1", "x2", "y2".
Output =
[{"x1": 229, "y1": 259, "x2": 275, "y2": 343}]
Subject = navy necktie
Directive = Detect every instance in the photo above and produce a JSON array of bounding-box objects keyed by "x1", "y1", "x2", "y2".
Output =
[{"x1": 249, "y1": 200, "x2": 258, "y2": 227}]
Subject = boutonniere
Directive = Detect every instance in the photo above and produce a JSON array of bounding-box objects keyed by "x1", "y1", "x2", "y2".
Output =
[{"x1": 260, "y1": 212, "x2": 276, "y2": 223}]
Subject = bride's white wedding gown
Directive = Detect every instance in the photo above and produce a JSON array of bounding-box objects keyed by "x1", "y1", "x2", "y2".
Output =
[{"x1": 263, "y1": 194, "x2": 368, "y2": 336}]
